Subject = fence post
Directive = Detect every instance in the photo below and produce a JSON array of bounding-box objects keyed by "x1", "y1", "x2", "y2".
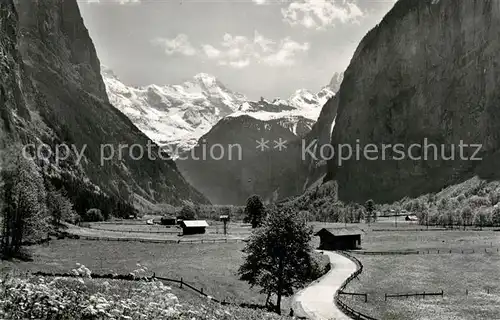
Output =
[
  {"x1": 364, "y1": 294, "x2": 367, "y2": 303},
  {"x1": 385, "y1": 293, "x2": 387, "y2": 301},
  {"x1": 466, "y1": 289, "x2": 468, "y2": 296},
  {"x1": 441, "y1": 290, "x2": 444, "y2": 296},
  {"x1": 201, "y1": 288, "x2": 204, "y2": 294},
  {"x1": 180, "y1": 278, "x2": 183, "y2": 288}
]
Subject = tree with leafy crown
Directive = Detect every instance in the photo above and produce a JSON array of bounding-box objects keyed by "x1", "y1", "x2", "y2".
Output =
[
  {"x1": 239, "y1": 206, "x2": 318, "y2": 314},
  {"x1": 1, "y1": 144, "x2": 48, "y2": 258}
]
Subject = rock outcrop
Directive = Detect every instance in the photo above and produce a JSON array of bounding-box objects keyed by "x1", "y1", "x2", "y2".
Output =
[
  {"x1": 1, "y1": 0, "x2": 208, "y2": 210},
  {"x1": 328, "y1": 0, "x2": 500, "y2": 203}
]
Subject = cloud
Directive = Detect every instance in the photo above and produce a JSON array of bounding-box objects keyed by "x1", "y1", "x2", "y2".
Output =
[
  {"x1": 282, "y1": 0, "x2": 364, "y2": 30},
  {"x1": 202, "y1": 31, "x2": 309, "y2": 68},
  {"x1": 201, "y1": 45, "x2": 221, "y2": 59},
  {"x1": 151, "y1": 34, "x2": 197, "y2": 56},
  {"x1": 251, "y1": 0, "x2": 289, "y2": 5},
  {"x1": 220, "y1": 59, "x2": 251, "y2": 69},
  {"x1": 262, "y1": 38, "x2": 310, "y2": 66}
]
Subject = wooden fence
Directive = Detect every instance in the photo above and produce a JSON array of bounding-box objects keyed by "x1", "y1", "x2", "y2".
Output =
[
  {"x1": 75, "y1": 235, "x2": 243, "y2": 244},
  {"x1": 385, "y1": 290, "x2": 443, "y2": 301},
  {"x1": 32, "y1": 271, "x2": 270, "y2": 311},
  {"x1": 338, "y1": 291, "x2": 368, "y2": 302},
  {"x1": 87, "y1": 227, "x2": 181, "y2": 234},
  {"x1": 350, "y1": 248, "x2": 499, "y2": 255},
  {"x1": 334, "y1": 251, "x2": 380, "y2": 320}
]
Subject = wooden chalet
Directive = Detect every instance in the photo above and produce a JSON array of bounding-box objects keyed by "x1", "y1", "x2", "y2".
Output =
[
  {"x1": 180, "y1": 220, "x2": 209, "y2": 235},
  {"x1": 315, "y1": 227, "x2": 363, "y2": 250}
]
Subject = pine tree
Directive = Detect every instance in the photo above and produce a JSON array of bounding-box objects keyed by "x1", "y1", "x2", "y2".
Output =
[
  {"x1": 364, "y1": 199, "x2": 375, "y2": 224},
  {"x1": 244, "y1": 195, "x2": 266, "y2": 228},
  {"x1": 239, "y1": 206, "x2": 316, "y2": 314}
]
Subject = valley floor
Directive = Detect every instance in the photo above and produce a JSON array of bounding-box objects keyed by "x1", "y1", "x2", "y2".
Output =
[{"x1": 340, "y1": 229, "x2": 500, "y2": 320}]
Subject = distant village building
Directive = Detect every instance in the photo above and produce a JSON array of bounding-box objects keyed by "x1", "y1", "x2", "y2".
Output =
[
  {"x1": 315, "y1": 227, "x2": 363, "y2": 250},
  {"x1": 405, "y1": 215, "x2": 418, "y2": 222},
  {"x1": 180, "y1": 220, "x2": 209, "y2": 235}
]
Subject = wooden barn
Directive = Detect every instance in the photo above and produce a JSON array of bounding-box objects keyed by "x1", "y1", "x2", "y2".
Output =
[
  {"x1": 315, "y1": 227, "x2": 363, "y2": 250},
  {"x1": 180, "y1": 220, "x2": 209, "y2": 235}
]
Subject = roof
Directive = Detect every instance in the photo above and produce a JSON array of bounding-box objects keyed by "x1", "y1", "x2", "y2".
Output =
[
  {"x1": 315, "y1": 227, "x2": 363, "y2": 237},
  {"x1": 181, "y1": 220, "x2": 209, "y2": 228}
]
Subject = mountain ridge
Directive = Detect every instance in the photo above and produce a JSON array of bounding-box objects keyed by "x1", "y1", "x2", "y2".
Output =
[
  {"x1": 1, "y1": 0, "x2": 209, "y2": 215},
  {"x1": 103, "y1": 67, "x2": 341, "y2": 153}
]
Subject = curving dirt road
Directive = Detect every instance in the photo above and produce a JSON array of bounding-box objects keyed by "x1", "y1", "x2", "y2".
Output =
[{"x1": 292, "y1": 250, "x2": 356, "y2": 320}]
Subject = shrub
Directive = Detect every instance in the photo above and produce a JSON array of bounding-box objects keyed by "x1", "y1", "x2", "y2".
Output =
[
  {"x1": 473, "y1": 207, "x2": 491, "y2": 229},
  {"x1": 83, "y1": 208, "x2": 104, "y2": 222},
  {"x1": 491, "y1": 206, "x2": 500, "y2": 226},
  {"x1": 178, "y1": 205, "x2": 197, "y2": 220}
]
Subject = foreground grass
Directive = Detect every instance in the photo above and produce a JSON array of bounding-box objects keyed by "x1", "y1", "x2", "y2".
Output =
[
  {"x1": 0, "y1": 239, "x2": 329, "y2": 313},
  {"x1": 341, "y1": 230, "x2": 500, "y2": 320},
  {"x1": 0, "y1": 240, "x2": 262, "y2": 306}
]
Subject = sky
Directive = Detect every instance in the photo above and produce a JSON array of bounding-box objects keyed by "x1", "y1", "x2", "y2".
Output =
[{"x1": 78, "y1": 0, "x2": 397, "y2": 100}]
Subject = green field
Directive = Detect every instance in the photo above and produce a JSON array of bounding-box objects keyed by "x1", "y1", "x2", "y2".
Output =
[
  {"x1": 341, "y1": 230, "x2": 500, "y2": 320},
  {"x1": 0, "y1": 236, "x2": 328, "y2": 313},
  {"x1": 0, "y1": 240, "x2": 262, "y2": 305}
]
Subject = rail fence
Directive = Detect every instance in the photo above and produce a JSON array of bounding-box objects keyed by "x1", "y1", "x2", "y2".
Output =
[
  {"x1": 86, "y1": 227, "x2": 181, "y2": 234},
  {"x1": 350, "y1": 248, "x2": 500, "y2": 255},
  {"x1": 334, "y1": 251, "x2": 380, "y2": 320},
  {"x1": 31, "y1": 271, "x2": 269, "y2": 311},
  {"x1": 75, "y1": 235, "x2": 243, "y2": 244},
  {"x1": 371, "y1": 228, "x2": 448, "y2": 232},
  {"x1": 385, "y1": 290, "x2": 443, "y2": 301}
]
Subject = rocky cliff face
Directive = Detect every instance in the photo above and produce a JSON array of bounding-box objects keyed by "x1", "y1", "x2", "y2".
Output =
[
  {"x1": 328, "y1": 0, "x2": 500, "y2": 203},
  {"x1": 1, "y1": 0, "x2": 208, "y2": 208}
]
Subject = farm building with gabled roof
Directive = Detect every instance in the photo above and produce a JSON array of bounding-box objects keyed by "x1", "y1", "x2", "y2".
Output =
[
  {"x1": 315, "y1": 226, "x2": 364, "y2": 250},
  {"x1": 180, "y1": 220, "x2": 209, "y2": 235}
]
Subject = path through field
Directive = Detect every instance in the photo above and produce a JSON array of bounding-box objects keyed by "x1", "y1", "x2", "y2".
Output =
[{"x1": 292, "y1": 251, "x2": 356, "y2": 320}]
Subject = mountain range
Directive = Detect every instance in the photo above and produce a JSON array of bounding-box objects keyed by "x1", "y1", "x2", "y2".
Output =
[
  {"x1": 103, "y1": 67, "x2": 341, "y2": 154},
  {"x1": 0, "y1": 0, "x2": 208, "y2": 216}
]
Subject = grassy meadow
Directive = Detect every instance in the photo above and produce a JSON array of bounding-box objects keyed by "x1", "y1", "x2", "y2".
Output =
[{"x1": 341, "y1": 229, "x2": 500, "y2": 320}]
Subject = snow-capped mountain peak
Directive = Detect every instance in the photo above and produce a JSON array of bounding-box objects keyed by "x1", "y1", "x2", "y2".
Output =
[
  {"x1": 103, "y1": 67, "x2": 342, "y2": 152},
  {"x1": 193, "y1": 73, "x2": 218, "y2": 86}
]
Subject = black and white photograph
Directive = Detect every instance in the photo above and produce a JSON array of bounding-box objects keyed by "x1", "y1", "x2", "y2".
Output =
[{"x1": 1, "y1": 0, "x2": 500, "y2": 319}]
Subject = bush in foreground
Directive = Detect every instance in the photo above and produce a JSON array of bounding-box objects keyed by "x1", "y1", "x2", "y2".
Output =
[{"x1": 0, "y1": 265, "x2": 288, "y2": 320}]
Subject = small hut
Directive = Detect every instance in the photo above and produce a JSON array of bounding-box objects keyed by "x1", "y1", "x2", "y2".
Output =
[
  {"x1": 180, "y1": 220, "x2": 209, "y2": 235},
  {"x1": 315, "y1": 227, "x2": 363, "y2": 250}
]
